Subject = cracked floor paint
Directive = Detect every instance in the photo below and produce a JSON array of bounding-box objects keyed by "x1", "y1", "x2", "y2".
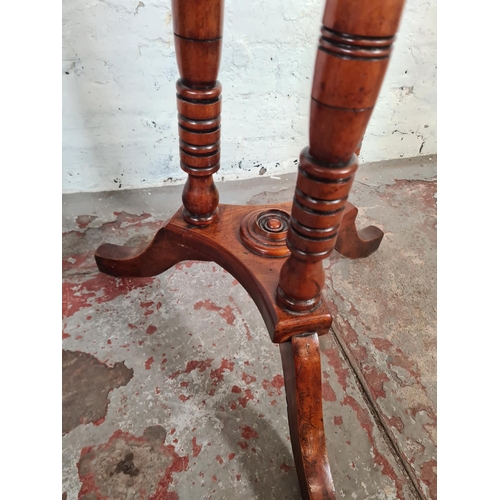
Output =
[
  {"x1": 63, "y1": 350, "x2": 134, "y2": 434},
  {"x1": 323, "y1": 172, "x2": 437, "y2": 499},
  {"x1": 62, "y1": 157, "x2": 436, "y2": 499}
]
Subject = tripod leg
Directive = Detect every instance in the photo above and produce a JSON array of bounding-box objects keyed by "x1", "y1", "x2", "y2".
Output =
[{"x1": 280, "y1": 333, "x2": 336, "y2": 500}]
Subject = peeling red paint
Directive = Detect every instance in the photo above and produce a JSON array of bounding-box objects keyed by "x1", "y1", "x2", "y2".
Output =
[
  {"x1": 363, "y1": 365, "x2": 390, "y2": 400},
  {"x1": 114, "y1": 211, "x2": 153, "y2": 224},
  {"x1": 322, "y1": 346, "x2": 349, "y2": 391},
  {"x1": 63, "y1": 351, "x2": 133, "y2": 435},
  {"x1": 229, "y1": 296, "x2": 254, "y2": 340},
  {"x1": 241, "y1": 425, "x2": 258, "y2": 440},
  {"x1": 169, "y1": 358, "x2": 214, "y2": 379},
  {"x1": 92, "y1": 416, "x2": 105, "y2": 427},
  {"x1": 62, "y1": 253, "x2": 91, "y2": 273},
  {"x1": 218, "y1": 306, "x2": 236, "y2": 326},
  {"x1": 237, "y1": 441, "x2": 248, "y2": 450},
  {"x1": 145, "y1": 357, "x2": 154, "y2": 370},
  {"x1": 228, "y1": 453, "x2": 235, "y2": 460},
  {"x1": 341, "y1": 394, "x2": 405, "y2": 499},
  {"x1": 262, "y1": 374, "x2": 284, "y2": 396},
  {"x1": 175, "y1": 261, "x2": 195, "y2": 270},
  {"x1": 151, "y1": 449, "x2": 189, "y2": 500},
  {"x1": 179, "y1": 395, "x2": 191, "y2": 402},
  {"x1": 409, "y1": 404, "x2": 436, "y2": 422},
  {"x1": 321, "y1": 380, "x2": 337, "y2": 402},
  {"x1": 420, "y1": 459, "x2": 437, "y2": 500},
  {"x1": 77, "y1": 426, "x2": 188, "y2": 500},
  {"x1": 193, "y1": 299, "x2": 236, "y2": 326},
  {"x1": 192, "y1": 437, "x2": 202, "y2": 458},
  {"x1": 231, "y1": 385, "x2": 242, "y2": 393},
  {"x1": 280, "y1": 463, "x2": 293, "y2": 473},
  {"x1": 334, "y1": 416, "x2": 343, "y2": 426},
  {"x1": 76, "y1": 214, "x2": 98, "y2": 228},
  {"x1": 386, "y1": 416, "x2": 405, "y2": 433},
  {"x1": 146, "y1": 325, "x2": 157, "y2": 335},
  {"x1": 243, "y1": 323, "x2": 253, "y2": 341},
  {"x1": 372, "y1": 338, "x2": 420, "y2": 382},
  {"x1": 62, "y1": 275, "x2": 154, "y2": 319},
  {"x1": 193, "y1": 299, "x2": 220, "y2": 312},
  {"x1": 63, "y1": 332, "x2": 71, "y2": 339},
  {"x1": 238, "y1": 389, "x2": 255, "y2": 408},
  {"x1": 242, "y1": 372, "x2": 256, "y2": 385},
  {"x1": 209, "y1": 358, "x2": 235, "y2": 385},
  {"x1": 215, "y1": 455, "x2": 223, "y2": 465}
]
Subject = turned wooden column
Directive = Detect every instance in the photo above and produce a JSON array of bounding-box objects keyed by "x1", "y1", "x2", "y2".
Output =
[
  {"x1": 172, "y1": 0, "x2": 223, "y2": 226},
  {"x1": 95, "y1": 1, "x2": 407, "y2": 497},
  {"x1": 277, "y1": 0, "x2": 405, "y2": 312}
]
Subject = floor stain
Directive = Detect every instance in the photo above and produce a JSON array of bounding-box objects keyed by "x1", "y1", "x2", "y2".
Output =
[
  {"x1": 62, "y1": 350, "x2": 133, "y2": 434},
  {"x1": 77, "y1": 425, "x2": 188, "y2": 500}
]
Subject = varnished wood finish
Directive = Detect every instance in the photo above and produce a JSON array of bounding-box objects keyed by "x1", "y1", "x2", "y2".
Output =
[
  {"x1": 240, "y1": 208, "x2": 291, "y2": 258},
  {"x1": 95, "y1": 0, "x2": 405, "y2": 497},
  {"x1": 277, "y1": 0, "x2": 405, "y2": 313},
  {"x1": 172, "y1": 0, "x2": 224, "y2": 226},
  {"x1": 280, "y1": 333, "x2": 336, "y2": 499},
  {"x1": 96, "y1": 203, "x2": 332, "y2": 344},
  {"x1": 334, "y1": 202, "x2": 384, "y2": 259}
]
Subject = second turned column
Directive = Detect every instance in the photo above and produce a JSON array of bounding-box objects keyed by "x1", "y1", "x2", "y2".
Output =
[
  {"x1": 277, "y1": 0, "x2": 405, "y2": 313},
  {"x1": 172, "y1": 0, "x2": 224, "y2": 226}
]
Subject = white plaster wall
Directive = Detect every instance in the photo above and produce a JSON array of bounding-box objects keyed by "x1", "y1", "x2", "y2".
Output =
[{"x1": 62, "y1": 0, "x2": 436, "y2": 193}]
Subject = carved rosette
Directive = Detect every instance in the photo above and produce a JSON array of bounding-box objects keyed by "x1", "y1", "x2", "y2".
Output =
[{"x1": 240, "y1": 209, "x2": 291, "y2": 258}]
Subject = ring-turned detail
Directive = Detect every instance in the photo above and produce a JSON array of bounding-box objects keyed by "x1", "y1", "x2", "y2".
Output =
[{"x1": 240, "y1": 209, "x2": 291, "y2": 258}]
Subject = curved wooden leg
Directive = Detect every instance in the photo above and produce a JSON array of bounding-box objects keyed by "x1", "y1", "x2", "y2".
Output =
[
  {"x1": 95, "y1": 222, "x2": 203, "y2": 278},
  {"x1": 334, "y1": 201, "x2": 384, "y2": 259},
  {"x1": 280, "y1": 333, "x2": 336, "y2": 500}
]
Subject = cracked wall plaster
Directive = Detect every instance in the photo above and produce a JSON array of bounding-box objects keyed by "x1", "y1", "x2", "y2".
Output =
[{"x1": 62, "y1": 0, "x2": 436, "y2": 193}]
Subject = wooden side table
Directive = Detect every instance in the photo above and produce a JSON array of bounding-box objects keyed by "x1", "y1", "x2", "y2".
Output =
[{"x1": 95, "y1": 0, "x2": 405, "y2": 497}]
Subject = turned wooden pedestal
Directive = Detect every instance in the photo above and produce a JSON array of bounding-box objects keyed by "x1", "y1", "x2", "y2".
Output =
[{"x1": 95, "y1": 0, "x2": 405, "y2": 497}]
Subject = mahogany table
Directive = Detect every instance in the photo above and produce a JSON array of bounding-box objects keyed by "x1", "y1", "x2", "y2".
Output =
[{"x1": 95, "y1": 0, "x2": 406, "y2": 497}]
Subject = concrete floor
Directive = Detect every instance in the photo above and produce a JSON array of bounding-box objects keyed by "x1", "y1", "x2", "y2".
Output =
[{"x1": 62, "y1": 155, "x2": 437, "y2": 500}]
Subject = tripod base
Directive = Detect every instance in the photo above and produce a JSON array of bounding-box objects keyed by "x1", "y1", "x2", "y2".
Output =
[{"x1": 95, "y1": 201, "x2": 383, "y2": 499}]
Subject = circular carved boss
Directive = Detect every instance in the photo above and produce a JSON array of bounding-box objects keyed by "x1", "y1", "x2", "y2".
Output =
[{"x1": 240, "y1": 209, "x2": 291, "y2": 258}]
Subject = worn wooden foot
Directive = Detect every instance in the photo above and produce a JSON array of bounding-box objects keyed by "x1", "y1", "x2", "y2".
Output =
[
  {"x1": 95, "y1": 203, "x2": 333, "y2": 343},
  {"x1": 280, "y1": 333, "x2": 336, "y2": 500},
  {"x1": 95, "y1": 228, "x2": 202, "y2": 278},
  {"x1": 334, "y1": 201, "x2": 384, "y2": 259}
]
